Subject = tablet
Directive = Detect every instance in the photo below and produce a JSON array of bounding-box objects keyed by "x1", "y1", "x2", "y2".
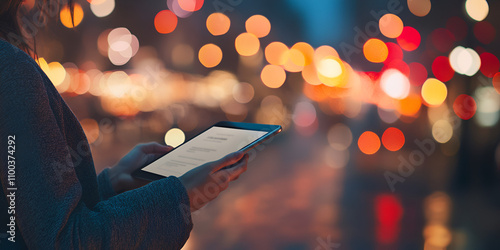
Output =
[{"x1": 133, "y1": 121, "x2": 282, "y2": 180}]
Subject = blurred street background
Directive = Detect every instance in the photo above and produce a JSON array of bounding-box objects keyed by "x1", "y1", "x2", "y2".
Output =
[{"x1": 27, "y1": 0, "x2": 500, "y2": 249}]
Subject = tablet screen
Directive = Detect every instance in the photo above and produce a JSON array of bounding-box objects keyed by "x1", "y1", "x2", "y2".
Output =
[{"x1": 141, "y1": 126, "x2": 268, "y2": 177}]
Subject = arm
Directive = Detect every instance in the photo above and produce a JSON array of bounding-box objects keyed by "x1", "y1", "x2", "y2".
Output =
[{"x1": 0, "y1": 58, "x2": 192, "y2": 248}]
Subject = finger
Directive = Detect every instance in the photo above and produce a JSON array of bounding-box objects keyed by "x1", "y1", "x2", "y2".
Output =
[
  {"x1": 218, "y1": 154, "x2": 248, "y2": 181},
  {"x1": 140, "y1": 142, "x2": 173, "y2": 155},
  {"x1": 211, "y1": 151, "x2": 245, "y2": 173}
]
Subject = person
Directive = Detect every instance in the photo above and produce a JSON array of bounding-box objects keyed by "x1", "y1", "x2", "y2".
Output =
[{"x1": 0, "y1": 0, "x2": 249, "y2": 248}]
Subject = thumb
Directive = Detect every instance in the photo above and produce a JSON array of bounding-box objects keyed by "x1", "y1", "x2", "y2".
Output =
[
  {"x1": 211, "y1": 151, "x2": 245, "y2": 173},
  {"x1": 140, "y1": 142, "x2": 173, "y2": 155}
]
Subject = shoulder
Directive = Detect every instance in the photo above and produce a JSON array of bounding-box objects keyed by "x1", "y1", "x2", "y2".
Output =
[{"x1": 0, "y1": 39, "x2": 45, "y2": 90}]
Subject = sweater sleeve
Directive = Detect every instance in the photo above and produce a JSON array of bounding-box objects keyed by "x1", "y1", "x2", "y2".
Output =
[
  {"x1": 97, "y1": 168, "x2": 118, "y2": 201},
  {"x1": 0, "y1": 52, "x2": 193, "y2": 248}
]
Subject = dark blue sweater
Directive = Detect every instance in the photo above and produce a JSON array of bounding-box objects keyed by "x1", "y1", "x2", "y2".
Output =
[{"x1": 0, "y1": 39, "x2": 192, "y2": 249}]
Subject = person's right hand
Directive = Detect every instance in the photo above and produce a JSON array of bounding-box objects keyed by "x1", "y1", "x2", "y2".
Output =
[{"x1": 178, "y1": 151, "x2": 249, "y2": 212}]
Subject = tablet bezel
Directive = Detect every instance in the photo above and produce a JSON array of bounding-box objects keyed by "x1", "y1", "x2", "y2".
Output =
[{"x1": 132, "y1": 121, "x2": 282, "y2": 181}]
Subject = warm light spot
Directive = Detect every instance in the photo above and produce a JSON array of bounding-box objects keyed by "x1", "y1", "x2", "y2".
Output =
[
  {"x1": 453, "y1": 94, "x2": 477, "y2": 120},
  {"x1": 172, "y1": 44, "x2": 194, "y2": 67},
  {"x1": 493, "y1": 73, "x2": 500, "y2": 94},
  {"x1": 407, "y1": 0, "x2": 431, "y2": 17},
  {"x1": 479, "y1": 52, "x2": 499, "y2": 77},
  {"x1": 164, "y1": 128, "x2": 185, "y2": 147},
  {"x1": 301, "y1": 64, "x2": 322, "y2": 85},
  {"x1": 385, "y1": 42, "x2": 404, "y2": 62},
  {"x1": 432, "y1": 56, "x2": 454, "y2": 82},
  {"x1": 265, "y1": 42, "x2": 288, "y2": 65},
  {"x1": 473, "y1": 21, "x2": 495, "y2": 44},
  {"x1": 235, "y1": 33, "x2": 260, "y2": 56},
  {"x1": 398, "y1": 93, "x2": 422, "y2": 117},
  {"x1": 90, "y1": 0, "x2": 114, "y2": 17},
  {"x1": 206, "y1": 13, "x2": 230, "y2": 36},
  {"x1": 409, "y1": 62, "x2": 428, "y2": 86},
  {"x1": 432, "y1": 120, "x2": 453, "y2": 144},
  {"x1": 318, "y1": 58, "x2": 342, "y2": 78},
  {"x1": 80, "y1": 119, "x2": 100, "y2": 144},
  {"x1": 328, "y1": 123, "x2": 353, "y2": 151},
  {"x1": 155, "y1": 10, "x2": 178, "y2": 34},
  {"x1": 245, "y1": 15, "x2": 271, "y2": 38},
  {"x1": 380, "y1": 69, "x2": 410, "y2": 100},
  {"x1": 379, "y1": 14, "x2": 404, "y2": 38},
  {"x1": 232, "y1": 82, "x2": 254, "y2": 104},
  {"x1": 282, "y1": 52, "x2": 304, "y2": 73},
  {"x1": 293, "y1": 101, "x2": 317, "y2": 127},
  {"x1": 288, "y1": 48, "x2": 306, "y2": 67},
  {"x1": 375, "y1": 194, "x2": 403, "y2": 244},
  {"x1": 474, "y1": 86, "x2": 500, "y2": 127},
  {"x1": 47, "y1": 62, "x2": 67, "y2": 87},
  {"x1": 178, "y1": 0, "x2": 204, "y2": 12},
  {"x1": 314, "y1": 45, "x2": 339, "y2": 65},
  {"x1": 465, "y1": 0, "x2": 489, "y2": 22},
  {"x1": 198, "y1": 43, "x2": 223, "y2": 68},
  {"x1": 397, "y1": 26, "x2": 421, "y2": 51},
  {"x1": 363, "y1": 38, "x2": 389, "y2": 63},
  {"x1": 358, "y1": 131, "x2": 381, "y2": 155},
  {"x1": 382, "y1": 127, "x2": 405, "y2": 151},
  {"x1": 291, "y1": 42, "x2": 314, "y2": 66},
  {"x1": 422, "y1": 78, "x2": 447, "y2": 106},
  {"x1": 261, "y1": 64, "x2": 286, "y2": 88},
  {"x1": 60, "y1": 4, "x2": 84, "y2": 28},
  {"x1": 449, "y1": 46, "x2": 481, "y2": 76}
]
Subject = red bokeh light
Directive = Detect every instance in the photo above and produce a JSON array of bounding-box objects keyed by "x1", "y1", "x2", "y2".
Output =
[
  {"x1": 383, "y1": 59, "x2": 410, "y2": 76},
  {"x1": 479, "y1": 52, "x2": 500, "y2": 78},
  {"x1": 432, "y1": 56, "x2": 454, "y2": 82},
  {"x1": 397, "y1": 26, "x2": 421, "y2": 51},
  {"x1": 446, "y1": 16, "x2": 467, "y2": 41},
  {"x1": 375, "y1": 194, "x2": 403, "y2": 244},
  {"x1": 409, "y1": 62, "x2": 428, "y2": 86},
  {"x1": 474, "y1": 21, "x2": 496, "y2": 44},
  {"x1": 385, "y1": 42, "x2": 404, "y2": 63},
  {"x1": 154, "y1": 10, "x2": 178, "y2": 34},
  {"x1": 453, "y1": 94, "x2": 477, "y2": 120},
  {"x1": 382, "y1": 127, "x2": 405, "y2": 151},
  {"x1": 493, "y1": 73, "x2": 500, "y2": 94},
  {"x1": 430, "y1": 28, "x2": 455, "y2": 53}
]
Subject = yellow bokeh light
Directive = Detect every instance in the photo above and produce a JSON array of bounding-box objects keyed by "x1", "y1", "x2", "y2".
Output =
[
  {"x1": 206, "y1": 13, "x2": 230, "y2": 36},
  {"x1": 48, "y1": 62, "x2": 67, "y2": 87},
  {"x1": 318, "y1": 58, "x2": 342, "y2": 78},
  {"x1": 261, "y1": 64, "x2": 286, "y2": 88},
  {"x1": 301, "y1": 64, "x2": 322, "y2": 85},
  {"x1": 465, "y1": 0, "x2": 489, "y2": 22},
  {"x1": 60, "y1": 3, "x2": 84, "y2": 28},
  {"x1": 164, "y1": 128, "x2": 185, "y2": 147},
  {"x1": 235, "y1": 33, "x2": 260, "y2": 56},
  {"x1": 245, "y1": 14, "x2": 271, "y2": 38},
  {"x1": 314, "y1": 45, "x2": 339, "y2": 65},
  {"x1": 422, "y1": 78, "x2": 448, "y2": 106},
  {"x1": 363, "y1": 38, "x2": 388, "y2": 63},
  {"x1": 379, "y1": 14, "x2": 404, "y2": 38},
  {"x1": 432, "y1": 120, "x2": 453, "y2": 144},
  {"x1": 288, "y1": 48, "x2": 306, "y2": 68},
  {"x1": 265, "y1": 41, "x2": 289, "y2": 65},
  {"x1": 291, "y1": 42, "x2": 314, "y2": 66},
  {"x1": 407, "y1": 0, "x2": 431, "y2": 17},
  {"x1": 198, "y1": 44, "x2": 223, "y2": 68}
]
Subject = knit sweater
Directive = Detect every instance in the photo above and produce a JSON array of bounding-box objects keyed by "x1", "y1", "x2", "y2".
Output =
[{"x1": 0, "y1": 39, "x2": 192, "y2": 249}]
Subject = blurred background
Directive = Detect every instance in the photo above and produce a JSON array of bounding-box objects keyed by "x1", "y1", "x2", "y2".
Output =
[{"x1": 25, "y1": 0, "x2": 500, "y2": 249}]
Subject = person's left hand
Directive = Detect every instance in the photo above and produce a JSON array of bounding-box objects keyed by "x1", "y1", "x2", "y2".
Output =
[{"x1": 108, "y1": 142, "x2": 173, "y2": 194}]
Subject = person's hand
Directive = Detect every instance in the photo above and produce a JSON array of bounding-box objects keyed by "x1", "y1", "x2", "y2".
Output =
[
  {"x1": 179, "y1": 151, "x2": 249, "y2": 212},
  {"x1": 108, "y1": 142, "x2": 173, "y2": 194}
]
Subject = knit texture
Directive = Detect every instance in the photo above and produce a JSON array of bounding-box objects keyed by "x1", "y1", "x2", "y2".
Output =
[{"x1": 0, "y1": 39, "x2": 193, "y2": 249}]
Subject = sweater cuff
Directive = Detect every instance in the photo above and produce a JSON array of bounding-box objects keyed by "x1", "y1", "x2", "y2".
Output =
[
  {"x1": 97, "y1": 168, "x2": 118, "y2": 201},
  {"x1": 168, "y1": 176, "x2": 193, "y2": 227}
]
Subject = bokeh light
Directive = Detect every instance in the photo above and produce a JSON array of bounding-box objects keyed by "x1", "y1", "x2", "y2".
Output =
[
  {"x1": 318, "y1": 58, "x2": 343, "y2": 78},
  {"x1": 397, "y1": 93, "x2": 422, "y2": 117},
  {"x1": 449, "y1": 46, "x2": 481, "y2": 76},
  {"x1": 493, "y1": 73, "x2": 500, "y2": 94},
  {"x1": 164, "y1": 128, "x2": 185, "y2": 147},
  {"x1": 90, "y1": 0, "x2": 115, "y2": 18},
  {"x1": 473, "y1": 21, "x2": 495, "y2": 44},
  {"x1": 261, "y1": 64, "x2": 286, "y2": 88},
  {"x1": 245, "y1": 15, "x2": 271, "y2": 38},
  {"x1": 291, "y1": 42, "x2": 314, "y2": 66},
  {"x1": 178, "y1": 0, "x2": 204, "y2": 12},
  {"x1": 474, "y1": 86, "x2": 500, "y2": 127},
  {"x1": 430, "y1": 28, "x2": 455, "y2": 53},
  {"x1": 479, "y1": 52, "x2": 499, "y2": 77},
  {"x1": 206, "y1": 13, "x2": 231, "y2": 36},
  {"x1": 409, "y1": 62, "x2": 428, "y2": 86},
  {"x1": 327, "y1": 123, "x2": 353, "y2": 151},
  {"x1": 407, "y1": 0, "x2": 431, "y2": 17},
  {"x1": 155, "y1": 10, "x2": 178, "y2": 34},
  {"x1": 293, "y1": 101, "x2": 317, "y2": 127},
  {"x1": 232, "y1": 82, "x2": 255, "y2": 104},
  {"x1": 432, "y1": 120, "x2": 453, "y2": 144},
  {"x1": 198, "y1": 43, "x2": 223, "y2": 68},
  {"x1": 453, "y1": 94, "x2": 477, "y2": 120},
  {"x1": 380, "y1": 69, "x2": 410, "y2": 100},
  {"x1": 422, "y1": 78, "x2": 447, "y2": 106},
  {"x1": 397, "y1": 26, "x2": 421, "y2": 51},
  {"x1": 265, "y1": 41, "x2": 288, "y2": 65},
  {"x1": 446, "y1": 16, "x2": 468, "y2": 41},
  {"x1": 379, "y1": 14, "x2": 404, "y2": 38},
  {"x1": 235, "y1": 33, "x2": 260, "y2": 56},
  {"x1": 363, "y1": 38, "x2": 389, "y2": 63},
  {"x1": 385, "y1": 42, "x2": 404, "y2": 62},
  {"x1": 465, "y1": 0, "x2": 489, "y2": 22},
  {"x1": 382, "y1": 127, "x2": 405, "y2": 151},
  {"x1": 358, "y1": 131, "x2": 381, "y2": 155},
  {"x1": 432, "y1": 56, "x2": 454, "y2": 82},
  {"x1": 60, "y1": 4, "x2": 84, "y2": 28},
  {"x1": 80, "y1": 119, "x2": 100, "y2": 144}
]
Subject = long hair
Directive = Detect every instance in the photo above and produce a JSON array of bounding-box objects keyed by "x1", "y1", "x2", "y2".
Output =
[{"x1": 0, "y1": 0, "x2": 74, "y2": 56}]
